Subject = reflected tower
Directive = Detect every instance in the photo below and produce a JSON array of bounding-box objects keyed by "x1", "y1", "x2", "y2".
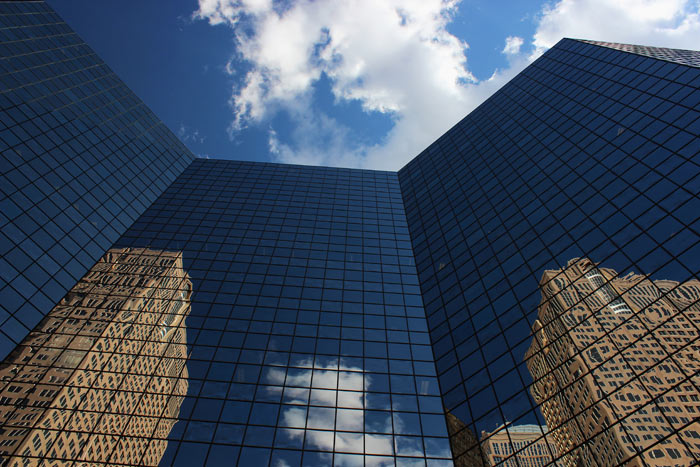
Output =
[
  {"x1": 2, "y1": 0, "x2": 700, "y2": 464},
  {"x1": 480, "y1": 424, "x2": 560, "y2": 467},
  {"x1": 0, "y1": 248, "x2": 191, "y2": 465},
  {"x1": 445, "y1": 411, "x2": 486, "y2": 467},
  {"x1": 525, "y1": 258, "x2": 700, "y2": 466}
]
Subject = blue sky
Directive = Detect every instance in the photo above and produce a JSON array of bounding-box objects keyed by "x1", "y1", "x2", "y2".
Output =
[{"x1": 48, "y1": 0, "x2": 700, "y2": 170}]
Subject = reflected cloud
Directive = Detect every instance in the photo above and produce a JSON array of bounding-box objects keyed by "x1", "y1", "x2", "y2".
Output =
[{"x1": 269, "y1": 357, "x2": 403, "y2": 458}]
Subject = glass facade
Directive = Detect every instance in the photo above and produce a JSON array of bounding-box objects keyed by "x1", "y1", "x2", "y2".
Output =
[
  {"x1": 0, "y1": 248, "x2": 191, "y2": 464},
  {"x1": 398, "y1": 39, "x2": 700, "y2": 466},
  {"x1": 1, "y1": 2, "x2": 699, "y2": 466},
  {"x1": 0, "y1": 1, "x2": 195, "y2": 358},
  {"x1": 113, "y1": 160, "x2": 450, "y2": 466}
]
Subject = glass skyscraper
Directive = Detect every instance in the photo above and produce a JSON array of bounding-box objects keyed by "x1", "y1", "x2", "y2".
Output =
[
  {"x1": 1, "y1": 2, "x2": 698, "y2": 466},
  {"x1": 0, "y1": 1, "x2": 193, "y2": 359}
]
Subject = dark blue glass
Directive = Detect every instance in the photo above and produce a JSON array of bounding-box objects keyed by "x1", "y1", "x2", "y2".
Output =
[
  {"x1": 0, "y1": 1, "x2": 194, "y2": 355},
  {"x1": 1, "y1": 3, "x2": 699, "y2": 465},
  {"x1": 399, "y1": 38, "x2": 700, "y2": 466}
]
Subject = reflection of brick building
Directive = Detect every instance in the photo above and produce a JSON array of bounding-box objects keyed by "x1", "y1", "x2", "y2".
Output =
[
  {"x1": 525, "y1": 258, "x2": 700, "y2": 467},
  {"x1": 0, "y1": 248, "x2": 191, "y2": 465},
  {"x1": 446, "y1": 411, "x2": 486, "y2": 466},
  {"x1": 480, "y1": 424, "x2": 560, "y2": 466}
]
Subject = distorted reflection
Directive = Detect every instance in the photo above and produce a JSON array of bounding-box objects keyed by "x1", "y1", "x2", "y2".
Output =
[
  {"x1": 0, "y1": 248, "x2": 191, "y2": 465},
  {"x1": 271, "y1": 358, "x2": 396, "y2": 456},
  {"x1": 448, "y1": 257, "x2": 700, "y2": 467},
  {"x1": 445, "y1": 412, "x2": 486, "y2": 466},
  {"x1": 525, "y1": 258, "x2": 700, "y2": 467},
  {"x1": 249, "y1": 354, "x2": 449, "y2": 465},
  {"x1": 480, "y1": 424, "x2": 560, "y2": 466}
]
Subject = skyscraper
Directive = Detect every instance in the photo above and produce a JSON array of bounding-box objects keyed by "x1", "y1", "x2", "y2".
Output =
[
  {"x1": 113, "y1": 159, "x2": 453, "y2": 466},
  {"x1": 0, "y1": 1, "x2": 193, "y2": 359},
  {"x1": 1, "y1": 1, "x2": 699, "y2": 466},
  {"x1": 398, "y1": 38, "x2": 700, "y2": 467}
]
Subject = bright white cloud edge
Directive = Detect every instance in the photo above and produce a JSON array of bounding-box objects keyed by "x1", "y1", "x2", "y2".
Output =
[{"x1": 195, "y1": 0, "x2": 700, "y2": 170}]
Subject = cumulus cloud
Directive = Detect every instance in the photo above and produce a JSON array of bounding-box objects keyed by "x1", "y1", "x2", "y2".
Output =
[
  {"x1": 503, "y1": 36, "x2": 524, "y2": 55},
  {"x1": 267, "y1": 103, "x2": 364, "y2": 168},
  {"x1": 260, "y1": 360, "x2": 399, "y2": 456},
  {"x1": 532, "y1": 0, "x2": 700, "y2": 57},
  {"x1": 195, "y1": 0, "x2": 700, "y2": 170},
  {"x1": 194, "y1": 0, "x2": 498, "y2": 169}
]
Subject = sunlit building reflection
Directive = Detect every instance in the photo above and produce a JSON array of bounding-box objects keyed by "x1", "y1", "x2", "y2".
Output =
[
  {"x1": 480, "y1": 424, "x2": 560, "y2": 467},
  {"x1": 0, "y1": 248, "x2": 191, "y2": 465},
  {"x1": 445, "y1": 411, "x2": 486, "y2": 467},
  {"x1": 525, "y1": 258, "x2": 700, "y2": 467}
]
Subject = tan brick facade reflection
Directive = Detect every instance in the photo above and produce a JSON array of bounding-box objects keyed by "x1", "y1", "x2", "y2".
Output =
[
  {"x1": 446, "y1": 411, "x2": 486, "y2": 466},
  {"x1": 0, "y1": 248, "x2": 191, "y2": 466},
  {"x1": 525, "y1": 258, "x2": 700, "y2": 467},
  {"x1": 481, "y1": 424, "x2": 560, "y2": 466}
]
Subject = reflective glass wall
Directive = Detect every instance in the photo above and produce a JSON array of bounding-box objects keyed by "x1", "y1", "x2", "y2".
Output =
[
  {"x1": 0, "y1": 248, "x2": 191, "y2": 464},
  {"x1": 2, "y1": 1, "x2": 700, "y2": 465},
  {"x1": 113, "y1": 160, "x2": 451, "y2": 466},
  {"x1": 399, "y1": 39, "x2": 700, "y2": 466},
  {"x1": 0, "y1": 1, "x2": 195, "y2": 358}
]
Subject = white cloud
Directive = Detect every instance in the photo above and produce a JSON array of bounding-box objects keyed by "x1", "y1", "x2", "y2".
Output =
[
  {"x1": 194, "y1": 0, "x2": 492, "y2": 169},
  {"x1": 177, "y1": 123, "x2": 206, "y2": 144},
  {"x1": 267, "y1": 102, "x2": 364, "y2": 168},
  {"x1": 503, "y1": 36, "x2": 524, "y2": 55},
  {"x1": 532, "y1": 0, "x2": 700, "y2": 57},
  {"x1": 195, "y1": 0, "x2": 700, "y2": 170},
  {"x1": 266, "y1": 362, "x2": 397, "y2": 455}
]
